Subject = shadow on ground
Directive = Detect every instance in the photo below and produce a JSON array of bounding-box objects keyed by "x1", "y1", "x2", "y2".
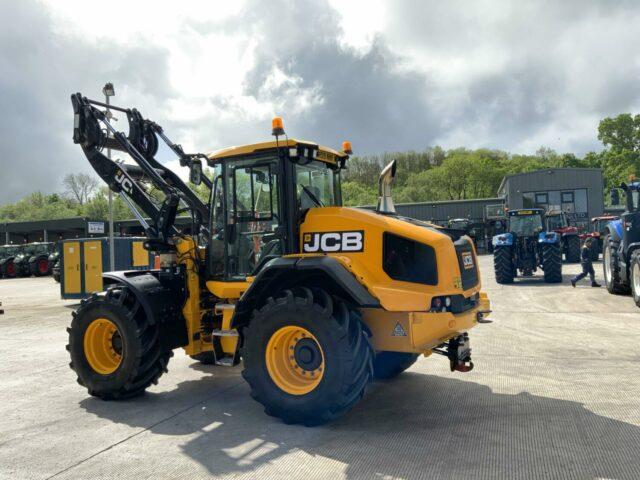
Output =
[{"x1": 80, "y1": 370, "x2": 640, "y2": 479}]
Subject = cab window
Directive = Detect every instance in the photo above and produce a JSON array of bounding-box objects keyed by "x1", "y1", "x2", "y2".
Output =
[
  {"x1": 295, "y1": 161, "x2": 340, "y2": 209},
  {"x1": 225, "y1": 158, "x2": 281, "y2": 278}
]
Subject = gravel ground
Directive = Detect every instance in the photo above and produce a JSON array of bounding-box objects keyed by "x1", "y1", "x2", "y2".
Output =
[{"x1": 0, "y1": 256, "x2": 639, "y2": 480}]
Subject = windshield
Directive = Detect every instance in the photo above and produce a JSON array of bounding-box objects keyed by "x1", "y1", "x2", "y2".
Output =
[
  {"x1": 595, "y1": 219, "x2": 612, "y2": 232},
  {"x1": 448, "y1": 220, "x2": 468, "y2": 230},
  {"x1": 509, "y1": 214, "x2": 543, "y2": 236},
  {"x1": 546, "y1": 215, "x2": 567, "y2": 230},
  {"x1": 295, "y1": 161, "x2": 340, "y2": 209}
]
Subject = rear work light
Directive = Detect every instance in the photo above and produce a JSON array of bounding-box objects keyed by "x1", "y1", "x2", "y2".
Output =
[{"x1": 430, "y1": 296, "x2": 452, "y2": 312}]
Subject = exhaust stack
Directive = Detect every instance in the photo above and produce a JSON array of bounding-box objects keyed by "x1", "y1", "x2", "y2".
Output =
[{"x1": 377, "y1": 160, "x2": 397, "y2": 213}]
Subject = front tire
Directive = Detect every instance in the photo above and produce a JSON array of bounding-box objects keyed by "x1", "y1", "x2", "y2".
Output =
[
  {"x1": 565, "y1": 236, "x2": 581, "y2": 263},
  {"x1": 67, "y1": 286, "x2": 172, "y2": 400},
  {"x1": 494, "y1": 246, "x2": 515, "y2": 284},
  {"x1": 542, "y1": 243, "x2": 562, "y2": 283},
  {"x1": 241, "y1": 287, "x2": 374, "y2": 426},
  {"x1": 603, "y1": 236, "x2": 629, "y2": 294},
  {"x1": 373, "y1": 351, "x2": 419, "y2": 379}
]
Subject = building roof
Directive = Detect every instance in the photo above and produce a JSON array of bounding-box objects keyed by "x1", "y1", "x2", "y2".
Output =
[
  {"x1": 207, "y1": 138, "x2": 348, "y2": 165},
  {"x1": 0, "y1": 217, "x2": 92, "y2": 233},
  {"x1": 497, "y1": 167, "x2": 603, "y2": 195}
]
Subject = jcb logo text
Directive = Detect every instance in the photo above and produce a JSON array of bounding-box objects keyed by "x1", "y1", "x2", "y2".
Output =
[{"x1": 303, "y1": 231, "x2": 364, "y2": 253}]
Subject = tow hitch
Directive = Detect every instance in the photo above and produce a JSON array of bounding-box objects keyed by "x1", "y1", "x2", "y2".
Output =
[{"x1": 434, "y1": 333, "x2": 474, "y2": 372}]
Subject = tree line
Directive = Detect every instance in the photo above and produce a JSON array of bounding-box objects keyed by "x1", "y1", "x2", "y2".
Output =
[
  {"x1": 1, "y1": 113, "x2": 639, "y2": 222},
  {"x1": 341, "y1": 113, "x2": 640, "y2": 206}
]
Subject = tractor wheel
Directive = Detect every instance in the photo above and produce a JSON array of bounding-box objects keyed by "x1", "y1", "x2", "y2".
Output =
[
  {"x1": 33, "y1": 257, "x2": 50, "y2": 276},
  {"x1": 3, "y1": 261, "x2": 16, "y2": 278},
  {"x1": 241, "y1": 287, "x2": 374, "y2": 426},
  {"x1": 542, "y1": 243, "x2": 562, "y2": 283},
  {"x1": 565, "y1": 236, "x2": 581, "y2": 263},
  {"x1": 373, "y1": 351, "x2": 419, "y2": 380},
  {"x1": 630, "y1": 252, "x2": 640, "y2": 308},
  {"x1": 67, "y1": 285, "x2": 172, "y2": 400},
  {"x1": 190, "y1": 352, "x2": 216, "y2": 365},
  {"x1": 603, "y1": 236, "x2": 629, "y2": 294},
  {"x1": 493, "y1": 246, "x2": 514, "y2": 284}
]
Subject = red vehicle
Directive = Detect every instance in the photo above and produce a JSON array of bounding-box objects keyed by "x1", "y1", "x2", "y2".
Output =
[
  {"x1": 545, "y1": 210, "x2": 581, "y2": 263},
  {"x1": 579, "y1": 215, "x2": 619, "y2": 260}
]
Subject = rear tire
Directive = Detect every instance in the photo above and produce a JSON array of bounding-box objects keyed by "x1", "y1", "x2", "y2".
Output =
[
  {"x1": 565, "y1": 236, "x2": 581, "y2": 263},
  {"x1": 542, "y1": 243, "x2": 562, "y2": 283},
  {"x1": 2, "y1": 260, "x2": 16, "y2": 278},
  {"x1": 373, "y1": 351, "x2": 419, "y2": 379},
  {"x1": 67, "y1": 285, "x2": 172, "y2": 400},
  {"x1": 603, "y1": 236, "x2": 629, "y2": 294},
  {"x1": 631, "y1": 252, "x2": 640, "y2": 308},
  {"x1": 32, "y1": 257, "x2": 50, "y2": 276},
  {"x1": 241, "y1": 287, "x2": 374, "y2": 426},
  {"x1": 493, "y1": 246, "x2": 514, "y2": 284}
]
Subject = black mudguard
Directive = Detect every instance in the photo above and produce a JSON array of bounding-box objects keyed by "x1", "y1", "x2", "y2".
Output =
[
  {"x1": 103, "y1": 270, "x2": 189, "y2": 351},
  {"x1": 232, "y1": 255, "x2": 380, "y2": 328}
]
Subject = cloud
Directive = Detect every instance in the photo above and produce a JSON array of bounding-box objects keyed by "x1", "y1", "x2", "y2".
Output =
[
  {"x1": 0, "y1": 1, "x2": 176, "y2": 203},
  {"x1": 1, "y1": 0, "x2": 640, "y2": 204}
]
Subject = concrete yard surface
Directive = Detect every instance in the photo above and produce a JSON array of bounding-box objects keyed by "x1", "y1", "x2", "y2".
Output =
[{"x1": 1, "y1": 256, "x2": 639, "y2": 479}]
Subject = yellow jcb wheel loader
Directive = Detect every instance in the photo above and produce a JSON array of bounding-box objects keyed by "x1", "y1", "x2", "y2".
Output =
[{"x1": 67, "y1": 93, "x2": 491, "y2": 425}]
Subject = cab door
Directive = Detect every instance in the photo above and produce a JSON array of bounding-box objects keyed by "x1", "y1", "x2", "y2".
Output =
[
  {"x1": 63, "y1": 242, "x2": 81, "y2": 295},
  {"x1": 83, "y1": 241, "x2": 103, "y2": 292}
]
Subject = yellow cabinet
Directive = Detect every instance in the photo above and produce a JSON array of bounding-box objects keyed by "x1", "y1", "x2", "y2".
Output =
[
  {"x1": 63, "y1": 242, "x2": 81, "y2": 294},
  {"x1": 83, "y1": 241, "x2": 103, "y2": 293}
]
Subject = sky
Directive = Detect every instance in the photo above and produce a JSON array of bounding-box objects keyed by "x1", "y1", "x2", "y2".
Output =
[{"x1": 1, "y1": 0, "x2": 639, "y2": 203}]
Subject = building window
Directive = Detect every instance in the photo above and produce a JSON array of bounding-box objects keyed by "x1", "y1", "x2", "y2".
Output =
[
  {"x1": 535, "y1": 193, "x2": 548, "y2": 205},
  {"x1": 561, "y1": 191, "x2": 574, "y2": 203}
]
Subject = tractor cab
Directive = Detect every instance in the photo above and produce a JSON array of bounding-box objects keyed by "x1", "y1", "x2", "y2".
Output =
[
  {"x1": 506, "y1": 209, "x2": 545, "y2": 236},
  {"x1": 207, "y1": 138, "x2": 348, "y2": 280},
  {"x1": 545, "y1": 210, "x2": 576, "y2": 234}
]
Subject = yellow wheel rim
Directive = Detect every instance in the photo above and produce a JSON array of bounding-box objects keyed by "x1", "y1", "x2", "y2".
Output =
[
  {"x1": 83, "y1": 318, "x2": 123, "y2": 374},
  {"x1": 265, "y1": 326, "x2": 325, "y2": 395}
]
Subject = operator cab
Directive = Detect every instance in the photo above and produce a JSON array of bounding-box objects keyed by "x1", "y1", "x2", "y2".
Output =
[
  {"x1": 546, "y1": 211, "x2": 569, "y2": 230},
  {"x1": 507, "y1": 209, "x2": 544, "y2": 236},
  {"x1": 207, "y1": 139, "x2": 348, "y2": 280}
]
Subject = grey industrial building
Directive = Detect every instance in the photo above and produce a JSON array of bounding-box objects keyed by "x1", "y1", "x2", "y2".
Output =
[
  {"x1": 497, "y1": 168, "x2": 604, "y2": 230},
  {"x1": 390, "y1": 198, "x2": 505, "y2": 225}
]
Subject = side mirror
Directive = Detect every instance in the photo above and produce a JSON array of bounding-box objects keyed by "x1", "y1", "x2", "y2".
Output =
[
  {"x1": 610, "y1": 188, "x2": 620, "y2": 206},
  {"x1": 189, "y1": 160, "x2": 203, "y2": 185}
]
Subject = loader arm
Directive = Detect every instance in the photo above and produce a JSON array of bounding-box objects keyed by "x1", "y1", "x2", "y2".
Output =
[{"x1": 71, "y1": 93, "x2": 211, "y2": 249}]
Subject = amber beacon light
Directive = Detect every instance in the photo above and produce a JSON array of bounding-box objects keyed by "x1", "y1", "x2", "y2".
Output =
[
  {"x1": 342, "y1": 141, "x2": 353, "y2": 155},
  {"x1": 272, "y1": 117, "x2": 285, "y2": 136}
]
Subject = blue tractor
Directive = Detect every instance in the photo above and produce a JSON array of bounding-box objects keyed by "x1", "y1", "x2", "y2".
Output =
[
  {"x1": 492, "y1": 208, "x2": 563, "y2": 284},
  {"x1": 603, "y1": 182, "x2": 640, "y2": 305}
]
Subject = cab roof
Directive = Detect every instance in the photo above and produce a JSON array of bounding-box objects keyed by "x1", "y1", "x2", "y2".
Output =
[
  {"x1": 207, "y1": 138, "x2": 348, "y2": 166},
  {"x1": 508, "y1": 208, "x2": 544, "y2": 215}
]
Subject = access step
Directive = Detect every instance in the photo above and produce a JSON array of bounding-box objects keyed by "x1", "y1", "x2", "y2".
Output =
[{"x1": 212, "y1": 329, "x2": 238, "y2": 337}]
